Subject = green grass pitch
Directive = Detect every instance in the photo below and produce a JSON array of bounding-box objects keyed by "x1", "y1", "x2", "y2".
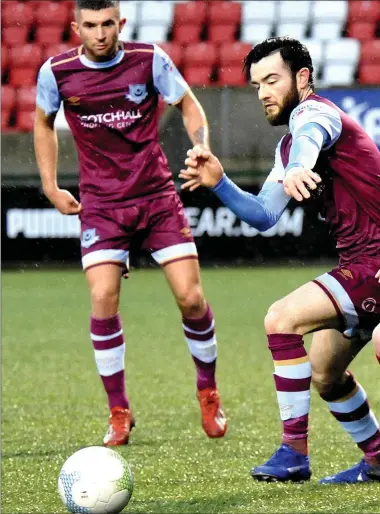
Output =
[{"x1": 2, "y1": 267, "x2": 379, "y2": 513}]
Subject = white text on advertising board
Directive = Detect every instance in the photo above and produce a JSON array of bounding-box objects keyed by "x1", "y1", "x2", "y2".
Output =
[{"x1": 7, "y1": 207, "x2": 304, "y2": 239}]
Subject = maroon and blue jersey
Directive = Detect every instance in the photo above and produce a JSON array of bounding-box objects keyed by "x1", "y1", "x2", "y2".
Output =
[
  {"x1": 214, "y1": 93, "x2": 380, "y2": 266},
  {"x1": 282, "y1": 94, "x2": 380, "y2": 265},
  {"x1": 36, "y1": 42, "x2": 189, "y2": 210}
]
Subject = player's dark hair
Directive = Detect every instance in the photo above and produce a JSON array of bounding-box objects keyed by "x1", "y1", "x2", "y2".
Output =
[
  {"x1": 75, "y1": 0, "x2": 119, "y2": 11},
  {"x1": 243, "y1": 37, "x2": 314, "y2": 90}
]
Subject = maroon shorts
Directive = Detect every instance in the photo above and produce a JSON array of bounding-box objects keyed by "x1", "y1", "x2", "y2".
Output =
[
  {"x1": 79, "y1": 193, "x2": 197, "y2": 272},
  {"x1": 314, "y1": 261, "x2": 380, "y2": 335}
]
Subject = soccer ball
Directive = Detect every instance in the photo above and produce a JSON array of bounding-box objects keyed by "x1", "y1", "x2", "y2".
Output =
[{"x1": 58, "y1": 446, "x2": 133, "y2": 513}]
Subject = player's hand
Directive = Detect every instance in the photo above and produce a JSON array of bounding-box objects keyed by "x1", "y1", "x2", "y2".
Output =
[
  {"x1": 45, "y1": 188, "x2": 82, "y2": 215},
  {"x1": 376, "y1": 269, "x2": 380, "y2": 283},
  {"x1": 179, "y1": 145, "x2": 224, "y2": 191},
  {"x1": 283, "y1": 167, "x2": 322, "y2": 202}
]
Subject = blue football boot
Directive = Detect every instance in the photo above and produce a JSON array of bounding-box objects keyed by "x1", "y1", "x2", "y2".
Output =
[
  {"x1": 251, "y1": 444, "x2": 312, "y2": 482},
  {"x1": 319, "y1": 459, "x2": 380, "y2": 484}
]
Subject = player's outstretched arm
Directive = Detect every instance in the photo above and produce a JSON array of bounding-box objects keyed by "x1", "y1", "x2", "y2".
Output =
[
  {"x1": 34, "y1": 106, "x2": 81, "y2": 215},
  {"x1": 180, "y1": 146, "x2": 289, "y2": 231}
]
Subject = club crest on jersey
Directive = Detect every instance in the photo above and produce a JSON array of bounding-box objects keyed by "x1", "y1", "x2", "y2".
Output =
[
  {"x1": 81, "y1": 228, "x2": 100, "y2": 248},
  {"x1": 126, "y1": 84, "x2": 148, "y2": 104}
]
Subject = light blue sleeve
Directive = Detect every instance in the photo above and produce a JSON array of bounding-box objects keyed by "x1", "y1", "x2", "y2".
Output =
[
  {"x1": 289, "y1": 100, "x2": 342, "y2": 149},
  {"x1": 286, "y1": 122, "x2": 329, "y2": 172},
  {"x1": 212, "y1": 175, "x2": 290, "y2": 232},
  {"x1": 152, "y1": 44, "x2": 189, "y2": 105},
  {"x1": 36, "y1": 58, "x2": 61, "y2": 115}
]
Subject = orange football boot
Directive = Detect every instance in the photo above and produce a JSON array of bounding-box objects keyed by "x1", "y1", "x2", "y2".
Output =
[
  {"x1": 103, "y1": 406, "x2": 135, "y2": 447},
  {"x1": 197, "y1": 387, "x2": 227, "y2": 438}
]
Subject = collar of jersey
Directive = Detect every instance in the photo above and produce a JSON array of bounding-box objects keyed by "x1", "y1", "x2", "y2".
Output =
[{"x1": 80, "y1": 48, "x2": 124, "y2": 69}]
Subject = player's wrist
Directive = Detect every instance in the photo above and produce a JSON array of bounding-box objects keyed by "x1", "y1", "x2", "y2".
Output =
[
  {"x1": 285, "y1": 162, "x2": 305, "y2": 175},
  {"x1": 211, "y1": 173, "x2": 226, "y2": 191},
  {"x1": 43, "y1": 183, "x2": 60, "y2": 199}
]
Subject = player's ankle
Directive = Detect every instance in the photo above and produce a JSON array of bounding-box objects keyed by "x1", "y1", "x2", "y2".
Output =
[
  {"x1": 364, "y1": 453, "x2": 380, "y2": 466},
  {"x1": 283, "y1": 437, "x2": 308, "y2": 455}
]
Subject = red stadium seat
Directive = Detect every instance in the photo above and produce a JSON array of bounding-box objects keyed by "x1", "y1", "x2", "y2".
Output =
[
  {"x1": 347, "y1": 22, "x2": 376, "y2": 41},
  {"x1": 172, "y1": 24, "x2": 202, "y2": 44},
  {"x1": 183, "y1": 42, "x2": 217, "y2": 67},
  {"x1": 2, "y1": 26, "x2": 29, "y2": 46},
  {"x1": 35, "y1": 2, "x2": 69, "y2": 26},
  {"x1": 348, "y1": 0, "x2": 380, "y2": 23},
  {"x1": 219, "y1": 42, "x2": 252, "y2": 67},
  {"x1": 9, "y1": 44, "x2": 43, "y2": 69},
  {"x1": 28, "y1": 1, "x2": 46, "y2": 10},
  {"x1": 173, "y1": 1, "x2": 207, "y2": 26},
  {"x1": 2, "y1": 1, "x2": 35, "y2": 27},
  {"x1": 2, "y1": 85, "x2": 17, "y2": 110},
  {"x1": 17, "y1": 86, "x2": 37, "y2": 110},
  {"x1": 184, "y1": 66, "x2": 213, "y2": 86},
  {"x1": 9, "y1": 68, "x2": 37, "y2": 87},
  {"x1": 218, "y1": 66, "x2": 247, "y2": 86},
  {"x1": 63, "y1": 0, "x2": 75, "y2": 12},
  {"x1": 2, "y1": 45, "x2": 9, "y2": 73},
  {"x1": 43, "y1": 43, "x2": 73, "y2": 61},
  {"x1": 16, "y1": 109, "x2": 35, "y2": 132},
  {"x1": 361, "y1": 40, "x2": 380, "y2": 64},
  {"x1": 157, "y1": 42, "x2": 183, "y2": 68},
  {"x1": 2, "y1": 1, "x2": 20, "y2": 13},
  {"x1": 208, "y1": 24, "x2": 237, "y2": 43},
  {"x1": 358, "y1": 64, "x2": 380, "y2": 84},
  {"x1": 35, "y1": 26, "x2": 65, "y2": 45},
  {"x1": 2, "y1": 109, "x2": 12, "y2": 131},
  {"x1": 208, "y1": 1, "x2": 242, "y2": 25}
]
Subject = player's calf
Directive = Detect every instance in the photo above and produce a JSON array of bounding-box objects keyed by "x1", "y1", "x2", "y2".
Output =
[
  {"x1": 319, "y1": 371, "x2": 380, "y2": 469},
  {"x1": 182, "y1": 303, "x2": 227, "y2": 437}
]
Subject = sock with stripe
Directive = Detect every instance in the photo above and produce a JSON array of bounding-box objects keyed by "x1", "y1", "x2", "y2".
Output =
[
  {"x1": 268, "y1": 333, "x2": 312, "y2": 455},
  {"x1": 91, "y1": 313, "x2": 129, "y2": 410},
  {"x1": 320, "y1": 371, "x2": 380, "y2": 466},
  {"x1": 183, "y1": 304, "x2": 217, "y2": 391}
]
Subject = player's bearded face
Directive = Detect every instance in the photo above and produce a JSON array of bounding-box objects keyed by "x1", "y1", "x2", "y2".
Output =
[
  {"x1": 73, "y1": 8, "x2": 125, "y2": 61},
  {"x1": 250, "y1": 53, "x2": 301, "y2": 126}
]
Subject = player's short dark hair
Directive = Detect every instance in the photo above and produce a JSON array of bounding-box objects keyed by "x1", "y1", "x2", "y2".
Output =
[
  {"x1": 75, "y1": 0, "x2": 119, "y2": 11},
  {"x1": 243, "y1": 37, "x2": 314, "y2": 89}
]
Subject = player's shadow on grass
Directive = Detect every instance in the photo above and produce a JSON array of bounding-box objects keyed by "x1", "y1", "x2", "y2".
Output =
[
  {"x1": 127, "y1": 493, "x2": 264, "y2": 514},
  {"x1": 2, "y1": 446, "x2": 77, "y2": 460}
]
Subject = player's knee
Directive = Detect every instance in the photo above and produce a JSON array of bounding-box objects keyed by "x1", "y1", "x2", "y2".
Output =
[
  {"x1": 311, "y1": 370, "x2": 339, "y2": 397},
  {"x1": 90, "y1": 283, "x2": 119, "y2": 310},
  {"x1": 264, "y1": 300, "x2": 299, "y2": 334},
  {"x1": 176, "y1": 287, "x2": 205, "y2": 316}
]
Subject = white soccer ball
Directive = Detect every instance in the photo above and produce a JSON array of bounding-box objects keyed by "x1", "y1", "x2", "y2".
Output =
[{"x1": 58, "y1": 446, "x2": 133, "y2": 513}]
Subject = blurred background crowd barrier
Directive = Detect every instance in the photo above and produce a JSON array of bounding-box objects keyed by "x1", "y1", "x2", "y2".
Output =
[{"x1": 2, "y1": 0, "x2": 380, "y2": 267}]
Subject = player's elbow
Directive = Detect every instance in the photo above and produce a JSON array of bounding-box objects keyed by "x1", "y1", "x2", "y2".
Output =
[
  {"x1": 257, "y1": 218, "x2": 277, "y2": 232},
  {"x1": 34, "y1": 107, "x2": 56, "y2": 132},
  {"x1": 245, "y1": 213, "x2": 276, "y2": 232}
]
